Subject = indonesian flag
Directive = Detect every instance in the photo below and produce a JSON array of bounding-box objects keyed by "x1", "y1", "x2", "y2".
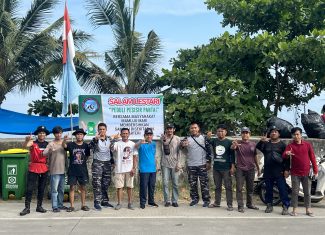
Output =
[
  {"x1": 61, "y1": 3, "x2": 83, "y2": 115},
  {"x1": 63, "y1": 3, "x2": 75, "y2": 71}
]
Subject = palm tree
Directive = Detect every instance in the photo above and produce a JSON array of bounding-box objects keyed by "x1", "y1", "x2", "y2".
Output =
[
  {"x1": 0, "y1": 0, "x2": 93, "y2": 105},
  {"x1": 84, "y1": 0, "x2": 162, "y2": 94},
  {"x1": 0, "y1": 0, "x2": 61, "y2": 104}
]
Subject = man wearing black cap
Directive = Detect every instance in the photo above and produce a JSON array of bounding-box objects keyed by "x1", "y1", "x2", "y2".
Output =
[
  {"x1": 136, "y1": 128, "x2": 159, "y2": 209},
  {"x1": 63, "y1": 128, "x2": 91, "y2": 212},
  {"x1": 20, "y1": 126, "x2": 49, "y2": 216},
  {"x1": 161, "y1": 123, "x2": 181, "y2": 207},
  {"x1": 256, "y1": 126, "x2": 290, "y2": 215},
  {"x1": 232, "y1": 127, "x2": 261, "y2": 213}
]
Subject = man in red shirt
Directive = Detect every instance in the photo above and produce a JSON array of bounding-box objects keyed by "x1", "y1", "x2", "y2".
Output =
[
  {"x1": 20, "y1": 126, "x2": 49, "y2": 216},
  {"x1": 283, "y1": 127, "x2": 318, "y2": 216}
]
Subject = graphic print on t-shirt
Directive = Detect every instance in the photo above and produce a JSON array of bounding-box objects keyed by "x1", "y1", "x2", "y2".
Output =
[
  {"x1": 72, "y1": 148, "x2": 85, "y2": 164},
  {"x1": 215, "y1": 145, "x2": 226, "y2": 158},
  {"x1": 123, "y1": 146, "x2": 131, "y2": 160}
]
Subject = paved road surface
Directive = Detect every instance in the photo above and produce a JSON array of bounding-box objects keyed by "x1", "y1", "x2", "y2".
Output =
[{"x1": 1, "y1": 200, "x2": 325, "y2": 235}]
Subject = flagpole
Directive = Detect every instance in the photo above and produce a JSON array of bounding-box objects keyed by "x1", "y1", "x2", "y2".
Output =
[{"x1": 70, "y1": 103, "x2": 74, "y2": 141}]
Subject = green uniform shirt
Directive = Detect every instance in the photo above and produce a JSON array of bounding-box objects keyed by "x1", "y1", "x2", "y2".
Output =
[{"x1": 210, "y1": 138, "x2": 235, "y2": 171}]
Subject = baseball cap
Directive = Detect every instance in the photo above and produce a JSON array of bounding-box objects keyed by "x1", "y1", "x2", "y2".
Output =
[
  {"x1": 165, "y1": 123, "x2": 175, "y2": 129},
  {"x1": 241, "y1": 127, "x2": 251, "y2": 133},
  {"x1": 144, "y1": 128, "x2": 153, "y2": 135}
]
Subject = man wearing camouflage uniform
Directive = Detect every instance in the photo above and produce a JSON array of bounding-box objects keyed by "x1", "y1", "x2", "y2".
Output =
[
  {"x1": 181, "y1": 122, "x2": 212, "y2": 207},
  {"x1": 89, "y1": 123, "x2": 114, "y2": 210}
]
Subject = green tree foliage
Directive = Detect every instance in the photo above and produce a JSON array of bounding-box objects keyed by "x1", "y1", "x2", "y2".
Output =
[
  {"x1": 0, "y1": 0, "x2": 59, "y2": 104},
  {"x1": 204, "y1": 0, "x2": 325, "y2": 115},
  {"x1": 158, "y1": 0, "x2": 325, "y2": 133},
  {"x1": 0, "y1": 0, "x2": 93, "y2": 105},
  {"x1": 83, "y1": 0, "x2": 162, "y2": 94},
  {"x1": 28, "y1": 82, "x2": 78, "y2": 117},
  {"x1": 157, "y1": 47, "x2": 270, "y2": 135}
]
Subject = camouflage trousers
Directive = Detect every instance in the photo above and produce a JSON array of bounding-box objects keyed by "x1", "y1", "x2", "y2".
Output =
[
  {"x1": 187, "y1": 165, "x2": 210, "y2": 203},
  {"x1": 92, "y1": 159, "x2": 112, "y2": 205}
]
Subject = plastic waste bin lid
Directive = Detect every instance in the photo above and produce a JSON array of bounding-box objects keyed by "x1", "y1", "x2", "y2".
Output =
[{"x1": 0, "y1": 148, "x2": 29, "y2": 154}]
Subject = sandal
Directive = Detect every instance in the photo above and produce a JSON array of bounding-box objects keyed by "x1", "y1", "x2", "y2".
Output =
[
  {"x1": 67, "y1": 207, "x2": 75, "y2": 212},
  {"x1": 81, "y1": 206, "x2": 90, "y2": 211},
  {"x1": 306, "y1": 212, "x2": 314, "y2": 217},
  {"x1": 208, "y1": 203, "x2": 220, "y2": 208},
  {"x1": 290, "y1": 211, "x2": 298, "y2": 216}
]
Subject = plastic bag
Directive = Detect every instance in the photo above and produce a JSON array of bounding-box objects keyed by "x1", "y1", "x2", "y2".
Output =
[
  {"x1": 301, "y1": 109, "x2": 325, "y2": 139},
  {"x1": 266, "y1": 117, "x2": 294, "y2": 138}
]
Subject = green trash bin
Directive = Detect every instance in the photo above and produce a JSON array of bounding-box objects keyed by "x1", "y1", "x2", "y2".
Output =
[{"x1": 0, "y1": 149, "x2": 29, "y2": 200}]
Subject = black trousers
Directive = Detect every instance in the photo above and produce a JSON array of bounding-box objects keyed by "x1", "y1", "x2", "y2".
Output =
[
  {"x1": 139, "y1": 172, "x2": 156, "y2": 206},
  {"x1": 25, "y1": 171, "x2": 48, "y2": 204}
]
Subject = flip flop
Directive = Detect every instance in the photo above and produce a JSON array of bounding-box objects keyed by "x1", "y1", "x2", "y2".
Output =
[
  {"x1": 81, "y1": 206, "x2": 90, "y2": 211},
  {"x1": 290, "y1": 211, "x2": 298, "y2": 216},
  {"x1": 208, "y1": 203, "x2": 220, "y2": 208},
  {"x1": 306, "y1": 212, "x2": 315, "y2": 217}
]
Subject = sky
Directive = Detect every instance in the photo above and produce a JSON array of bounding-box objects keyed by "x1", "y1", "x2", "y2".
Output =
[
  {"x1": 1, "y1": 0, "x2": 229, "y2": 113},
  {"x1": 1, "y1": 0, "x2": 325, "y2": 135}
]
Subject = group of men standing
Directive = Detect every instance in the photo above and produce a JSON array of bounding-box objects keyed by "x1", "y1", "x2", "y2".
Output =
[
  {"x1": 20, "y1": 121, "x2": 318, "y2": 217},
  {"x1": 161, "y1": 122, "x2": 318, "y2": 216}
]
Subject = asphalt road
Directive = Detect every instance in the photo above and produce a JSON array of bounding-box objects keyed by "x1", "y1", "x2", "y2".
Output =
[{"x1": 1, "y1": 199, "x2": 325, "y2": 235}]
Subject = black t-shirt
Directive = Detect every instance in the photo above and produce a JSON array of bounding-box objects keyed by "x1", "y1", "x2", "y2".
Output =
[
  {"x1": 34, "y1": 139, "x2": 48, "y2": 150},
  {"x1": 65, "y1": 142, "x2": 90, "y2": 177},
  {"x1": 256, "y1": 140, "x2": 287, "y2": 178}
]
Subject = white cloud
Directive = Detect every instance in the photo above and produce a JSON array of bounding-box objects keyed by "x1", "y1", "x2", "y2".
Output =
[{"x1": 139, "y1": 0, "x2": 210, "y2": 16}]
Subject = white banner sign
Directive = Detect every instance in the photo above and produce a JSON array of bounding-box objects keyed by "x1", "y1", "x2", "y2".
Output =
[{"x1": 79, "y1": 94, "x2": 164, "y2": 139}]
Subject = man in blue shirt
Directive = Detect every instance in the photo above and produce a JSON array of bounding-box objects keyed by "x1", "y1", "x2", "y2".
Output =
[{"x1": 137, "y1": 128, "x2": 159, "y2": 209}]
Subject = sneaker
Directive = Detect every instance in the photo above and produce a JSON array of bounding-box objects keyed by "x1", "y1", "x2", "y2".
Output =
[
  {"x1": 265, "y1": 204, "x2": 273, "y2": 213},
  {"x1": 238, "y1": 207, "x2": 245, "y2": 213},
  {"x1": 172, "y1": 202, "x2": 179, "y2": 207},
  {"x1": 52, "y1": 208, "x2": 60, "y2": 213},
  {"x1": 202, "y1": 202, "x2": 210, "y2": 207},
  {"x1": 148, "y1": 202, "x2": 159, "y2": 207},
  {"x1": 115, "y1": 204, "x2": 122, "y2": 210},
  {"x1": 227, "y1": 206, "x2": 234, "y2": 211},
  {"x1": 128, "y1": 203, "x2": 135, "y2": 210},
  {"x1": 281, "y1": 206, "x2": 289, "y2": 215},
  {"x1": 101, "y1": 201, "x2": 114, "y2": 208},
  {"x1": 140, "y1": 204, "x2": 145, "y2": 209},
  {"x1": 94, "y1": 203, "x2": 102, "y2": 211},
  {"x1": 189, "y1": 201, "x2": 198, "y2": 207},
  {"x1": 165, "y1": 202, "x2": 171, "y2": 207}
]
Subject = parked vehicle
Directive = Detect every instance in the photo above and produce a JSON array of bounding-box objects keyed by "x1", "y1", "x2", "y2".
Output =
[{"x1": 254, "y1": 155, "x2": 325, "y2": 205}]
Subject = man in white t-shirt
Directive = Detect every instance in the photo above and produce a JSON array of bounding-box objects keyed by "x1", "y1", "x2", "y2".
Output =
[{"x1": 111, "y1": 128, "x2": 138, "y2": 210}]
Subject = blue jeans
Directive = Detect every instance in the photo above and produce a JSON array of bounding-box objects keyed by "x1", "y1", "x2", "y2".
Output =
[
  {"x1": 51, "y1": 174, "x2": 65, "y2": 209},
  {"x1": 265, "y1": 176, "x2": 290, "y2": 208},
  {"x1": 162, "y1": 166, "x2": 179, "y2": 203}
]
